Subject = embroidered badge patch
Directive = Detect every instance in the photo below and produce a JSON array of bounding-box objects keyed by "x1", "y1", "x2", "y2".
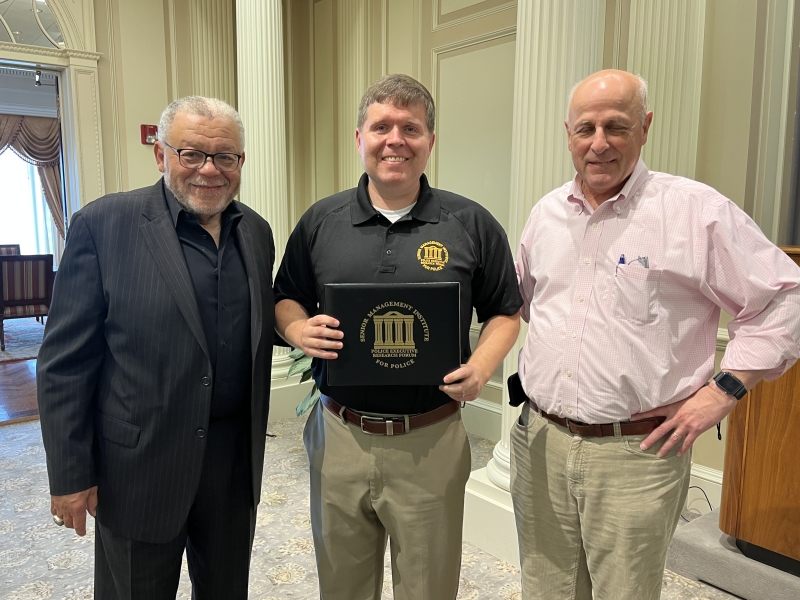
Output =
[{"x1": 416, "y1": 241, "x2": 449, "y2": 271}]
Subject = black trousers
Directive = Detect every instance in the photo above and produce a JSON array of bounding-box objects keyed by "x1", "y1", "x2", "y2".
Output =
[{"x1": 94, "y1": 417, "x2": 256, "y2": 600}]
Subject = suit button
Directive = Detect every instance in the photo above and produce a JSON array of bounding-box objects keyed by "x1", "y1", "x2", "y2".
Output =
[
  {"x1": 201, "y1": 377, "x2": 211, "y2": 386},
  {"x1": 196, "y1": 429, "x2": 206, "y2": 438}
]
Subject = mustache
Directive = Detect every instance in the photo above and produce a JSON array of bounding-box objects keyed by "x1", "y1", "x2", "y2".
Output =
[{"x1": 189, "y1": 177, "x2": 228, "y2": 186}]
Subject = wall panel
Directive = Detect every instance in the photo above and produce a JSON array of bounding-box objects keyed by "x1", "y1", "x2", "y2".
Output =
[{"x1": 435, "y1": 35, "x2": 515, "y2": 226}]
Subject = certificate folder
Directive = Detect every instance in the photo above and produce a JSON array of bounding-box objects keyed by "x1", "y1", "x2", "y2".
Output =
[{"x1": 323, "y1": 282, "x2": 461, "y2": 386}]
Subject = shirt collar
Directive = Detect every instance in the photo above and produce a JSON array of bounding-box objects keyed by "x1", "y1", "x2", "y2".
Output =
[
  {"x1": 163, "y1": 180, "x2": 243, "y2": 229},
  {"x1": 568, "y1": 158, "x2": 651, "y2": 211},
  {"x1": 351, "y1": 173, "x2": 440, "y2": 225}
]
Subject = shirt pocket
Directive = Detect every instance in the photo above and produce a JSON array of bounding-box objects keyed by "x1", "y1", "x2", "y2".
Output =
[{"x1": 612, "y1": 265, "x2": 662, "y2": 324}]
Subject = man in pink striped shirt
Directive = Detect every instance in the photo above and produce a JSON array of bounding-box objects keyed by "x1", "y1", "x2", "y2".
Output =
[{"x1": 510, "y1": 69, "x2": 800, "y2": 600}]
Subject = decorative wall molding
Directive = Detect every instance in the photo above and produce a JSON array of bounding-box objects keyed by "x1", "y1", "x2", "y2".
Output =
[
  {"x1": 336, "y1": 0, "x2": 370, "y2": 191},
  {"x1": 102, "y1": 0, "x2": 123, "y2": 192},
  {"x1": 48, "y1": 0, "x2": 85, "y2": 51},
  {"x1": 60, "y1": 64, "x2": 104, "y2": 217},
  {"x1": 0, "y1": 41, "x2": 100, "y2": 61},
  {"x1": 166, "y1": 0, "x2": 180, "y2": 101},
  {"x1": 432, "y1": 0, "x2": 516, "y2": 31},
  {"x1": 624, "y1": 0, "x2": 705, "y2": 179}
]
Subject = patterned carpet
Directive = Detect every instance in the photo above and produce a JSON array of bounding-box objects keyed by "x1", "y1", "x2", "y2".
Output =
[
  {"x1": 0, "y1": 319, "x2": 45, "y2": 363},
  {"x1": 0, "y1": 416, "x2": 739, "y2": 599}
]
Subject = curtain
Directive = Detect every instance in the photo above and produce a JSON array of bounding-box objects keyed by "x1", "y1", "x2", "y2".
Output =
[{"x1": 0, "y1": 114, "x2": 65, "y2": 239}]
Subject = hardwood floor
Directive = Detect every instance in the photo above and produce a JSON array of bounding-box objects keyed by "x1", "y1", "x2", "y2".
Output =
[{"x1": 0, "y1": 359, "x2": 39, "y2": 425}]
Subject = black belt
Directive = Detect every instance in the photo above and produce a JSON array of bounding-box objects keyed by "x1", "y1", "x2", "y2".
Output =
[{"x1": 321, "y1": 395, "x2": 459, "y2": 435}]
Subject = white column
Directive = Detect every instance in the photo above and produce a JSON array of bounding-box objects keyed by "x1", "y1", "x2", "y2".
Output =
[
  {"x1": 463, "y1": 0, "x2": 605, "y2": 566},
  {"x1": 336, "y1": 0, "x2": 370, "y2": 190},
  {"x1": 626, "y1": 0, "x2": 705, "y2": 180},
  {"x1": 190, "y1": 0, "x2": 237, "y2": 107},
  {"x1": 236, "y1": 0, "x2": 292, "y2": 377}
]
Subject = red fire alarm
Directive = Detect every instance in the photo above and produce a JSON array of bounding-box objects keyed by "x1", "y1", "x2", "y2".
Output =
[{"x1": 140, "y1": 124, "x2": 158, "y2": 145}]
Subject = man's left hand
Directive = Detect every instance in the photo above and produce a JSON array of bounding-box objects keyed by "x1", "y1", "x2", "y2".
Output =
[
  {"x1": 632, "y1": 384, "x2": 739, "y2": 457},
  {"x1": 440, "y1": 364, "x2": 487, "y2": 402}
]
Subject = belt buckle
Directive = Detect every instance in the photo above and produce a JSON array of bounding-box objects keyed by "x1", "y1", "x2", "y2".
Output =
[{"x1": 360, "y1": 415, "x2": 401, "y2": 436}]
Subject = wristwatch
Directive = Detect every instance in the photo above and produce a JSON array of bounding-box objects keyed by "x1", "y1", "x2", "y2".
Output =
[{"x1": 712, "y1": 371, "x2": 748, "y2": 401}]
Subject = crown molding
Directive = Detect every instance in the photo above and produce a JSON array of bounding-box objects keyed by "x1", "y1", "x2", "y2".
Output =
[{"x1": 0, "y1": 42, "x2": 100, "y2": 62}]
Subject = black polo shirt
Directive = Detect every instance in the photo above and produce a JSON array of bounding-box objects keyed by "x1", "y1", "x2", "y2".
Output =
[
  {"x1": 274, "y1": 173, "x2": 522, "y2": 414},
  {"x1": 165, "y1": 185, "x2": 251, "y2": 419}
]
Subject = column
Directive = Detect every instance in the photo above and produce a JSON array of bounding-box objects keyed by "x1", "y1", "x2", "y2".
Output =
[
  {"x1": 190, "y1": 0, "x2": 237, "y2": 107},
  {"x1": 236, "y1": 0, "x2": 292, "y2": 376},
  {"x1": 625, "y1": 0, "x2": 705, "y2": 180},
  {"x1": 462, "y1": 0, "x2": 605, "y2": 566},
  {"x1": 336, "y1": 0, "x2": 370, "y2": 190}
]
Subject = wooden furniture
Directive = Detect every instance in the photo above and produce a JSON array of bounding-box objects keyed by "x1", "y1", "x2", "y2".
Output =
[
  {"x1": 0, "y1": 244, "x2": 21, "y2": 255},
  {"x1": 720, "y1": 246, "x2": 800, "y2": 574},
  {"x1": 0, "y1": 254, "x2": 54, "y2": 351}
]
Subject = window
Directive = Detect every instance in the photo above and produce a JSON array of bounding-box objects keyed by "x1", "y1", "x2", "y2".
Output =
[{"x1": 0, "y1": 149, "x2": 60, "y2": 264}]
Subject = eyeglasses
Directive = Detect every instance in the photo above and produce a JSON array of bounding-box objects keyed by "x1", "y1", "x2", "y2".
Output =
[{"x1": 161, "y1": 141, "x2": 242, "y2": 172}]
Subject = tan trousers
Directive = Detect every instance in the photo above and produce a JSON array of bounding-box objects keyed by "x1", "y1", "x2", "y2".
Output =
[
  {"x1": 510, "y1": 403, "x2": 691, "y2": 600},
  {"x1": 303, "y1": 400, "x2": 472, "y2": 600}
]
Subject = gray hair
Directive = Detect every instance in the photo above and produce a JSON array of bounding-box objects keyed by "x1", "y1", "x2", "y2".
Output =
[
  {"x1": 158, "y1": 96, "x2": 245, "y2": 148},
  {"x1": 566, "y1": 73, "x2": 649, "y2": 127},
  {"x1": 358, "y1": 74, "x2": 436, "y2": 134}
]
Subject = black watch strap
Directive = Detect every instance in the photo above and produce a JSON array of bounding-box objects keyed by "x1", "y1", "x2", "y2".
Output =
[{"x1": 712, "y1": 371, "x2": 747, "y2": 401}]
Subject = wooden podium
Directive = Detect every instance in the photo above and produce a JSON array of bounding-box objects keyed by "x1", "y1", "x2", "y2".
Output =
[{"x1": 719, "y1": 246, "x2": 800, "y2": 573}]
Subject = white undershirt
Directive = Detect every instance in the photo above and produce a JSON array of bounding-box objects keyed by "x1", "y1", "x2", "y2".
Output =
[{"x1": 373, "y1": 203, "x2": 416, "y2": 223}]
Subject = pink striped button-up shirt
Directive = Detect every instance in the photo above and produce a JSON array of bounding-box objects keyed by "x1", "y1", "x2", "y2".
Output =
[{"x1": 516, "y1": 159, "x2": 800, "y2": 424}]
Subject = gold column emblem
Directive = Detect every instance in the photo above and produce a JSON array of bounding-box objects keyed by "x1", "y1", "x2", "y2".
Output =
[
  {"x1": 359, "y1": 302, "x2": 430, "y2": 370},
  {"x1": 416, "y1": 241, "x2": 449, "y2": 271},
  {"x1": 374, "y1": 311, "x2": 415, "y2": 349}
]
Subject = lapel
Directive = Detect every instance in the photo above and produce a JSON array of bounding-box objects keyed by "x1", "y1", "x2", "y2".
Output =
[
  {"x1": 140, "y1": 182, "x2": 210, "y2": 362},
  {"x1": 236, "y1": 212, "x2": 264, "y2": 365}
]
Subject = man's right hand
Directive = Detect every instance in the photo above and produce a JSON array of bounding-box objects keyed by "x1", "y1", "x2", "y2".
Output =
[
  {"x1": 51, "y1": 486, "x2": 98, "y2": 537},
  {"x1": 275, "y1": 299, "x2": 344, "y2": 359},
  {"x1": 297, "y1": 314, "x2": 343, "y2": 359}
]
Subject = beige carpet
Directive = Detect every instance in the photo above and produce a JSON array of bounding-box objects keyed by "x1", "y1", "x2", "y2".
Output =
[
  {"x1": 0, "y1": 319, "x2": 45, "y2": 363},
  {"x1": 0, "y1": 417, "x2": 738, "y2": 599}
]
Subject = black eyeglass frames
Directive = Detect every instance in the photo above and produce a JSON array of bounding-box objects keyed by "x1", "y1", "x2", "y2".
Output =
[{"x1": 161, "y1": 141, "x2": 242, "y2": 172}]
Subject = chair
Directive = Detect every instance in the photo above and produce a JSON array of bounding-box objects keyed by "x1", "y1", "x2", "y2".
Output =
[
  {"x1": 0, "y1": 254, "x2": 54, "y2": 351},
  {"x1": 0, "y1": 244, "x2": 21, "y2": 255}
]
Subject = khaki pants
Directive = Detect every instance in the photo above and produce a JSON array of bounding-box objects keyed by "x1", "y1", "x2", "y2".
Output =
[
  {"x1": 510, "y1": 403, "x2": 691, "y2": 600},
  {"x1": 303, "y1": 400, "x2": 471, "y2": 600}
]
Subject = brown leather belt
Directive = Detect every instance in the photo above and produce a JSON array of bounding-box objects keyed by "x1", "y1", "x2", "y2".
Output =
[
  {"x1": 529, "y1": 400, "x2": 665, "y2": 437},
  {"x1": 321, "y1": 394, "x2": 459, "y2": 436}
]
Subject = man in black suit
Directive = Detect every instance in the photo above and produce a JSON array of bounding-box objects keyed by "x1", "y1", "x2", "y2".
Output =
[{"x1": 37, "y1": 96, "x2": 276, "y2": 599}]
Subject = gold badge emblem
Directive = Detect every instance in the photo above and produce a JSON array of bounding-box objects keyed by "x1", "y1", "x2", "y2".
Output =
[
  {"x1": 360, "y1": 302, "x2": 430, "y2": 370},
  {"x1": 417, "y1": 241, "x2": 449, "y2": 271}
]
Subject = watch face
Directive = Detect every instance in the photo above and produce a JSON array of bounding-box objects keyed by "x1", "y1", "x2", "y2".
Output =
[{"x1": 714, "y1": 372, "x2": 746, "y2": 399}]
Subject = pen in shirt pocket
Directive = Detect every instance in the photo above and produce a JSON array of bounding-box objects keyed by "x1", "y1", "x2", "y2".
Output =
[{"x1": 616, "y1": 254, "x2": 649, "y2": 275}]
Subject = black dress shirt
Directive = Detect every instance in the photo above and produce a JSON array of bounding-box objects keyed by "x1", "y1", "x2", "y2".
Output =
[{"x1": 165, "y1": 185, "x2": 251, "y2": 419}]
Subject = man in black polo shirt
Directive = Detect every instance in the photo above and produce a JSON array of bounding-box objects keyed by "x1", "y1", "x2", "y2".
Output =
[
  {"x1": 38, "y1": 96, "x2": 276, "y2": 599},
  {"x1": 275, "y1": 74, "x2": 522, "y2": 600}
]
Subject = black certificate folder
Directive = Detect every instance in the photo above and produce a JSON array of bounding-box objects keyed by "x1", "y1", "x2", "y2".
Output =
[{"x1": 324, "y1": 283, "x2": 461, "y2": 386}]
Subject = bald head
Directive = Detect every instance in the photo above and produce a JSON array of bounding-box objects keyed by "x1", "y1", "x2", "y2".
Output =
[
  {"x1": 567, "y1": 70, "x2": 649, "y2": 128},
  {"x1": 564, "y1": 70, "x2": 653, "y2": 208}
]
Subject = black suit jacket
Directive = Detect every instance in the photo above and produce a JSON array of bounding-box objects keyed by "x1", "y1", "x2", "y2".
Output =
[{"x1": 37, "y1": 180, "x2": 275, "y2": 543}]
